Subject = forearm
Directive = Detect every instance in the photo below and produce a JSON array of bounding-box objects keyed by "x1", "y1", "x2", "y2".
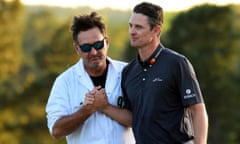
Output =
[
  {"x1": 101, "y1": 104, "x2": 132, "y2": 127},
  {"x1": 190, "y1": 103, "x2": 208, "y2": 144},
  {"x1": 91, "y1": 88, "x2": 132, "y2": 127},
  {"x1": 52, "y1": 105, "x2": 95, "y2": 139},
  {"x1": 193, "y1": 112, "x2": 208, "y2": 144}
]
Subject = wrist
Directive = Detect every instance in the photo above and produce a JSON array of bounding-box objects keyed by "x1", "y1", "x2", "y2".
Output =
[
  {"x1": 99, "y1": 103, "x2": 111, "y2": 114},
  {"x1": 82, "y1": 104, "x2": 96, "y2": 114}
]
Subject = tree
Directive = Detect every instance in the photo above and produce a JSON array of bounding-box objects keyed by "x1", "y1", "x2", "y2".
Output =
[
  {"x1": 0, "y1": 0, "x2": 22, "y2": 82},
  {"x1": 35, "y1": 20, "x2": 78, "y2": 76}
]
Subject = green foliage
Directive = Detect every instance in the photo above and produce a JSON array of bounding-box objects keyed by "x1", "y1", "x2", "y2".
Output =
[
  {"x1": 35, "y1": 20, "x2": 79, "y2": 75},
  {"x1": 22, "y1": 9, "x2": 58, "y2": 54},
  {"x1": 122, "y1": 42, "x2": 138, "y2": 62},
  {"x1": 98, "y1": 9, "x2": 131, "y2": 60},
  {"x1": 165, "y1": 4, "x2": 240, "y2": 144},
  {"x1": 0, "y1": 74, "x2": 66, "y2": 144},
  {"x1": 0, "y1": 0, "x2": 22, "y2": 82}
]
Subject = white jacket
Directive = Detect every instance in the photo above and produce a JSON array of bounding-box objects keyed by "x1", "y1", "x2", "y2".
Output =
[{"x1": 46, "y1": 57, "x2": 135, "y2": 144}]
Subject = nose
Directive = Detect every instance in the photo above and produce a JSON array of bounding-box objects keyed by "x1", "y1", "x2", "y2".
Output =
[
  {"x1": 89, "y1": 46, "x2": 97, "y2": 55},
  {"x1": 129, "y1": 27, "x2": 136, "y2": 36},
  {"x1": 129, "y1": 27, "x2": 133, "y2": 33}
]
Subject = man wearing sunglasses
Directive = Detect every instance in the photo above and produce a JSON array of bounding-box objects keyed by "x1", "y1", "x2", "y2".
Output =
[{"x1": 46, "y1": 12, "x2": 134, "y2": 144}]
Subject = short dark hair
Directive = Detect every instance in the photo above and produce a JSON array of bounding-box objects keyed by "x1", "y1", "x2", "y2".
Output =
[
  {"x1": 133, "y1": 2, "x2": 163, "y2": 29},
  {"x1": 70, "y1": 12, "x2": 106, "y2": 43}
]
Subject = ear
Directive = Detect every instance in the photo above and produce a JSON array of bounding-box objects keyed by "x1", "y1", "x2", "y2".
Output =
[
  {"x1": 73, "y1": 42, "x2": 81, "y2": 55},
  {"x1": 104, "y1": 36, "x2": 109, "y2": 46},
  {"x1": 153, "y1": 25, "x2": 161, "y2": 36}
]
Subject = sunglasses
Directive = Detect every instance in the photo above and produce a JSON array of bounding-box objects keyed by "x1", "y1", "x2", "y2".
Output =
[{"x1": 78, "y1": 38, "x2": 105, "y2": 53}]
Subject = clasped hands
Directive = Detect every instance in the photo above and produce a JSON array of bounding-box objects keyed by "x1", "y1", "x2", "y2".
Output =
[{"x1": 84, "y1": 86, "x2": 109, "y2": 112}]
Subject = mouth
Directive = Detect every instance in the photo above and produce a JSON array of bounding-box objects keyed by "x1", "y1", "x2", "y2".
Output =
[
  {"x1": 131, "y1": 38, "x2": 138, "y2": 44},
  {"x1": 90, "y1": 55, "x2": 103, "y2": 62},
  {"x1": 130, "y1": 37, "x2": 137, "y2": 41},
  {"x1": 90, "y1": 56, "x2": 100, "y2": 62},
  {"x1": 130, "y1": 36, "x2": 138, "y2": 41}
]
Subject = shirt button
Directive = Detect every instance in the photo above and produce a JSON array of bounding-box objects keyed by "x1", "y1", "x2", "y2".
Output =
[
  {"x1": 144, "y1": 68, "x2": 147, "y2": 71},
  {"x1": 142, "y1": 78, "x2": 146, "y2": 81}
]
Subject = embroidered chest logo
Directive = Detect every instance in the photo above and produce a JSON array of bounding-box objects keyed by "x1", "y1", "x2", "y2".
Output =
[{"x1": 152, "y1": 77, "x2": 163, "y2": 82}]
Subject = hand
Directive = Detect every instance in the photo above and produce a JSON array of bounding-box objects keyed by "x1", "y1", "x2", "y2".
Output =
[
  {"x1": 84, "y1": 92, "x2": 95, "y2": 106},
  {"x1": 84, "y1": 86, "x2": 109, "y2": 111},
  {"x1": 84, "y1": 86, "x2": 101, "y2": 106},
  {"x1": 93, "y1": 88, "x2": 108, "y2": 111}
]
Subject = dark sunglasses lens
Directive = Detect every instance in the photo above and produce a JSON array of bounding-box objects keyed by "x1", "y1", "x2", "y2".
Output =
[
  {"x1": 79, "y1": 39, "x2": 104, "y2": 52},
  {"x1": 93, "y1": 41, "x2": 104, "y2": 50},
  {"x1": 80, "y1": 44, "x2": 91, "y2": 52}
]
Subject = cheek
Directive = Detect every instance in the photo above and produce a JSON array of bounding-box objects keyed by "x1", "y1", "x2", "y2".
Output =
[
  {"x1": 101, "y1": 47, "x2": 108, "y2": 55},
  {"x1": 139, "y1": 32, "x2": 151, "y2": 41},
  {"x1": 143, "y1": 30, "x2": 152, "y2": 37},
  {"x1": 144, "y1": 32, "x2": 154, "y2": 41},
  {"x1": 139, "y1": 31, "x2": 152, "y2": 42},
  {"x1": 100, "y1": 51, "x2": 107, "y2": 59},
  {"x1": 80, "y1": 53, "x2": 89, "y2": 61}
]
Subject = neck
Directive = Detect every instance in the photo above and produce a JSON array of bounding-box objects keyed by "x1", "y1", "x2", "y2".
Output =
[{"x1": 138, "y1": 41, "x2": 160, "y2": 61}]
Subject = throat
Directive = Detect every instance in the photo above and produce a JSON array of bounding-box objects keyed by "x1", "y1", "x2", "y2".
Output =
[
  {"x1": 89, "y1": 60, "x2": 109, "y2": 88},
  {"x1": 90, "y1": 68, "x2": 108, "y2": 88}
]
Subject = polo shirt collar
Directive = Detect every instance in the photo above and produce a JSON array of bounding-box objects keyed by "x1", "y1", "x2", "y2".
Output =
[{"x1": 138, "y1": 44, "x2": 163, "y2": 68}]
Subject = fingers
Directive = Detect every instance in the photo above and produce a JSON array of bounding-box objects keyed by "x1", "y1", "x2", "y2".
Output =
[
  {"x1": 84, "y1": 93, "x2": 95, "y2": 106},
  {"x1": 84, "y1": 86, "x2": 103, "y2": 106},
  {"x1": 95, "y1": 88, "x2": 106, "y2": 97},
  {"x1": 90, "y1": 86, "x2": 102, "y2": 94},
  {"x1": 87, "y1": 86, "x2": 101, "y2": 99},
  {"x1": 84, "y1": 86, "x2": 108, "y2": 109}
]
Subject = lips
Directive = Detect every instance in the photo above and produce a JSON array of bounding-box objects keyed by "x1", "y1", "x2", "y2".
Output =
[
  {"x1": 90, "y1": 57, "x2": 100, "y2": 61},
  {"x1": 130, "y1": 37, "x2": 137, "y2": 42},
  {"x1": 90, "y1": 55, "x2": 103, "y2": 62}
]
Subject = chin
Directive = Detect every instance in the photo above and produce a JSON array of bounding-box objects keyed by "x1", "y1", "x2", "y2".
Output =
[
  {"x1": 130, "y1": 43, "x2": 139, "y2": 48},
  {"x1": 90, "y1": 61, "x2": 104, "y2": 69},
  {"x1": 130, "y1": 42, "x2": 136, "y2": 46},
  {"x1": 88, "y1": 64, "x2": 99, "y2": 69},
  {"x1": 130, "y1": 40, "x2": 139, "y2": 46}
]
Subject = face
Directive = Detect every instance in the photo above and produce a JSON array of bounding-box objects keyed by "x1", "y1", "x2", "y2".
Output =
[
  {"x1": 74, "y1": 27, "x2": 108, "y2": 70},
  {"x1": 128, "y1": 13, "x2": 158, "y2": 48}
]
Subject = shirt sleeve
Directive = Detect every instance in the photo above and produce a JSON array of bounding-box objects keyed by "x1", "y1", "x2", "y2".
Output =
[
  {"x1": 177, "y1": 57, "x2": 204, "y2": 107},
  {"x1": 121, "y1": 66, "x2": 132, "y2": 111},
  {"x1": 45, "y1": 76, "x2": 70, "y2": 135}
]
